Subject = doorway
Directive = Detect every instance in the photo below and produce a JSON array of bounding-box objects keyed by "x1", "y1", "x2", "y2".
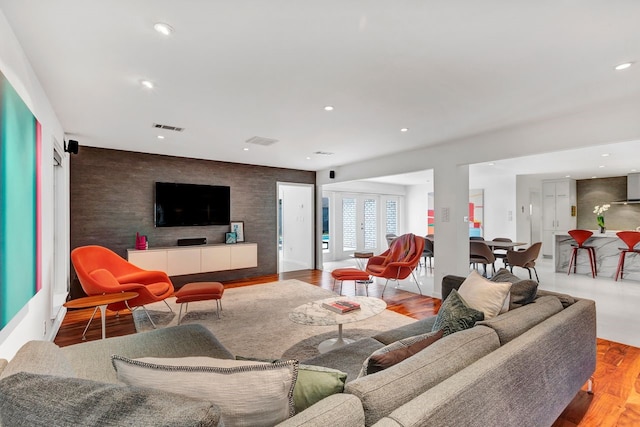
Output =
[{"x1": 277, "y1": 183, "x2": 314, "y2": 272}]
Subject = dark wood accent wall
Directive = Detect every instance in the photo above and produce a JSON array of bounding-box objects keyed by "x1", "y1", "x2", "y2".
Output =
[
  {"x1": 577, "y1": 176, "x2": 640, "y2": 230},
  {"x1": 70, "y1": 147, "x2": 315, "y2": 297}
]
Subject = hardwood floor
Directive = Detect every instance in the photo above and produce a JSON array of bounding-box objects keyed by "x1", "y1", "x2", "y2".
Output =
[{"x1": 55, "y1": 270, "x2": 640, "y2": 425}]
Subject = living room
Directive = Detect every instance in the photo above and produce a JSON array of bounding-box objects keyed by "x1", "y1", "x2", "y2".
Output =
[{"x1": 1, "y1": 2, "x2": 640, "y2": 425}]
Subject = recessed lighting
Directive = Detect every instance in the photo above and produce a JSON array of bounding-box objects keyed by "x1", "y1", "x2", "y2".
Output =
[
  {"x1": 601, "y1": 153, "x2": 610, "y2": 157},
  {"x1": 306, "y1": 156, "x2": 311, "y2": 160},
  {"x1": 487, "y1": 162, "x2": 495, "y2": 166},
  {"x1": 614, "y1": 62, "x2": 634, "y2": 71},
  {"x1": 243, "y1": 147, "x2": 249, "y2": 151},
  {"x1": 154, "y1": 22, "x2": 174, "y2": 36},
  {"x1": 324, "y1": 105, "x2": 334, "y2": 111},
  {"x1": 632, "y1": 169, "x2": 637, "y2": 172},
  {"x1": 565, "y1": 175, "x2": 571, "y2": 178},
  {"x1": 141, "y1": 80, "x2": 154, "y2": 89},
  {"x1": 599, "y1": 165, "x2": 605, "y2": 168},
  {"x1": 157, "y1": 135, "x2": 165, "y2": 140},
  {"x1": 591, "y1": 176, "x2": 597, "y2": 179},
  {"x1": 400, "y1": 128, "x2": 409, "y2": 132}
]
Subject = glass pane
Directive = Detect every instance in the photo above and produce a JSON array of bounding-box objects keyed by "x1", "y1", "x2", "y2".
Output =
[
  {"x1": 386, "y1": 200, "x2": 397, "y2": 234},
  {"x1": 364, "y1": 198, "x2": 377, "y2": 250},
  {"x1": 342, "y1": 198, "x2": 356, "y2": 251},
  {"x1": 322, "y1": 197, "x2": 330, "y2": 252}
]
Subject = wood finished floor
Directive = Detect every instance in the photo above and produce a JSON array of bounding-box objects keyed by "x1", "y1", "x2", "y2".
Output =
[{"x1": 55, "y1": 269, "x2": 640, "y2": 426}]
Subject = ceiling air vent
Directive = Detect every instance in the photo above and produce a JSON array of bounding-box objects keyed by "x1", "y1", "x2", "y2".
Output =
[
  {"x1": 245, "y1": 136, "x2": 278, "y2": 146},
  {"x1": 314, "y1": 151, "x2": 334, "y2": 155},
  {"x1": 152, "y1": 123, "x2": 184, "y2": 132}
]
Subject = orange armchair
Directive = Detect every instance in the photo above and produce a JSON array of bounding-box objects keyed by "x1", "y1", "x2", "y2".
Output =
[
  {"x1": 71, "y1": 245, "x2": 174, "y2": 323},
  {"x1": 366, "y1": 233, "x2": 425, "y2": 296}
]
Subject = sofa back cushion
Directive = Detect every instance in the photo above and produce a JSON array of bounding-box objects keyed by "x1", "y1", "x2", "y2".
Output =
[
  {"x1": 490, "y1": 268, "x2": 538, "y2": 309},
  {"x1": 0, "y1": 341, "x2": 75, "y2": 380},
  {"x1": 477, "y1": 295, "x2": 563, "y2": 345},
  {"x1": 0, "y1": 372, "x2": 222, "y2": 427},
  {"x1": 345, "y1": 325, "x2": 500, "y2": 426},
  {"x1": 0, "y1": 359, "x2": 7, "y2": 377}
]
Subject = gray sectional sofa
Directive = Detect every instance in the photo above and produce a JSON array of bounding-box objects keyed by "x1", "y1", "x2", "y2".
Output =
[{"x1": 0, "y1": 272, "x2": 596, "y2": 427}]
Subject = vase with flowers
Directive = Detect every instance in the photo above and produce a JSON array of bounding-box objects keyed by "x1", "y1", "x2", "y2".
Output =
[{"x1": 593, "y1": 204, "x2": 610, "y2": 233}]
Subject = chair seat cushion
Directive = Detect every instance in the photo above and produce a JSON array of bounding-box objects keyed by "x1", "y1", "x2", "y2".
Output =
[
  {"x1": 331, "y1": 269, "x2": 370, "y2": 281},
  {"x1": 146, "y1": 281, "x2": 173, "y2": 296},
  {"x1": 175, "y1": 282, "x2": 224, "y2": 303},
  {"x1": 366, "y1": 265, "x2": 385, "y2": 274}
]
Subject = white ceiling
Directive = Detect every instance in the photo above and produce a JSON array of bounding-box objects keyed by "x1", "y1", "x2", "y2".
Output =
[{"x1": 1, "y1": 1, "x2": 639, "y2": 173}]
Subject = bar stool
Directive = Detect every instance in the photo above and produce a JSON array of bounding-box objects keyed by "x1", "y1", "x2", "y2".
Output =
[
  {"x1": 567, "y1": 229, "x2": 597, "y2": 278},
  {"x1": 614, "y1": 231, "x2": 640, "y2": 281}
]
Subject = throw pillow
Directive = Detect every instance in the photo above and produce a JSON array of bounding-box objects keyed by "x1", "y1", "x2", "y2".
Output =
[
  {"x1": 491, "y1": 268, "x2": 538, "y2": 309},
  {"x1": 360, "y1": 329, "x2": 444, "y2": 377},
  {"x1": 235, "y1": 356, "x2": 347, "y2": 414},
  {"x1": 458, "y1": 270, "x2": 512, "y2": 319},
  {"x1": 112, "y1": 355, "x2": 297, "y2": 427},
  {"x1": 432, "y1": 289, "x2": 484, "y2": 336},
  {"x1": 0, "y1": 372, "x2": 222, "y2": 427}
]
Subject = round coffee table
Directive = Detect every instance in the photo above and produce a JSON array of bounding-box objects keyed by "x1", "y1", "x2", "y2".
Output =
[{"x1": 289, "y1": 296, "x2": 387, "y2": 353}]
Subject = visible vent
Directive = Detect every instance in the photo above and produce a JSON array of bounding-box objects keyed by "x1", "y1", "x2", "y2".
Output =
[
  {"x1": 314, "y1": 151, "x2": 334, "y2": 155},
  {"x1": 245, "y1": 136, "x2": 278, "y2": 146},
  {"x1": 152, "y1": 123, "x2": 184, "y2": 132}
]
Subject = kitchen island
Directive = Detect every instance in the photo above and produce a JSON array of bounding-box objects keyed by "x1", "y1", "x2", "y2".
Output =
[{"x1": 555, "y1": 231, "x2": 640, "y2": 281}]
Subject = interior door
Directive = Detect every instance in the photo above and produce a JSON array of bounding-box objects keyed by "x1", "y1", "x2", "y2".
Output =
[{"x1": 278, "y1": 183, "x2": 314, "y2": 272}]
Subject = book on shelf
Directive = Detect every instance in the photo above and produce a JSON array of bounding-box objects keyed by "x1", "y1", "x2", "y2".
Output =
[{"x1": 322, "y1": 300, "x2": 361, "y2": 314}]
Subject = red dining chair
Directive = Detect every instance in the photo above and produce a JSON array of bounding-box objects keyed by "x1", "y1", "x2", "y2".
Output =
[
  {"x1": 614, "y1": 231, "x2": 640, "y2": 281},
  {"x1": 567, "y1": 230, "x2": 597, "y2": 278}
]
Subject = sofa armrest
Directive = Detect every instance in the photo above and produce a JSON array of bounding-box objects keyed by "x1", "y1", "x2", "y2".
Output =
[
  {"x1": 441, "y1": 275, "x2": 466, "y2": 300},
  {"x1": 277, "y1": 394, "x2": 364, "y2": 427}
]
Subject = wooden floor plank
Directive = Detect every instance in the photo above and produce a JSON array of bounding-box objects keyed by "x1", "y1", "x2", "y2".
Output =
[{"x1": 55, "y1": 269, "x2": 639, "y2": 426}]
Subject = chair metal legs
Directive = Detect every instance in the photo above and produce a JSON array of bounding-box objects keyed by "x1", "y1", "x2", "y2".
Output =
[{"x1": 380, "y1": 270, "x2": 422, "y2": 297}]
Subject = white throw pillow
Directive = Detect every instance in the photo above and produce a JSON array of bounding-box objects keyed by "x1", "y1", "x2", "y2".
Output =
[
  {"x1": 458, "y1": 271, "x2": 512, "y2": 320},
  {"x1": 112, "y1": 356, "x2": 297, "y2": 427}
]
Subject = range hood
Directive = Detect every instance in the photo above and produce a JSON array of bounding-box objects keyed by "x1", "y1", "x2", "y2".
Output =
[{"x1": 612, "y1": 173, "x2": 640, "y2": 204}]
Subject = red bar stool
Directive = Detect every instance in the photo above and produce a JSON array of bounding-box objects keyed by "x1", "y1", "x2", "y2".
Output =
[
  {"x1": 614, "y1": 231, "x2": 640, "y2": 281},
  {"x1": 567, "y1": 230, "x2": 597, "y2": 278}
]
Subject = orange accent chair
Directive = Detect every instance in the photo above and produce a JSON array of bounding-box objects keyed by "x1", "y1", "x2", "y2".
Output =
[
  {"x1": 615, "y1": 231, "x2": 640, "y2": 281},
  {"x1": 71, "y1": 245, "x2": 175, "y2": 327},
  {"x1": 567, "y1": 230, "x2": 597, "y2": 278},
  {"x1": 366, "y1": 233, "x2": 425, "y2": 296}
]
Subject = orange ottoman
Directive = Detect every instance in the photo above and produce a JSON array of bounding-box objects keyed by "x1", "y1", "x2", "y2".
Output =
[
  {"x1": 331, "y1": 268, "x2": 371, "y2": 296},
  {"x1": 174, "y1": 282, "x2": 224, "y2": 323}
]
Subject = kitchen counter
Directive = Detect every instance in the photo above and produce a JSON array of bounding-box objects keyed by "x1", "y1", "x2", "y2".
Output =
[{"x1": 555, "y1": 231, "x2": 640, "y2": 281}]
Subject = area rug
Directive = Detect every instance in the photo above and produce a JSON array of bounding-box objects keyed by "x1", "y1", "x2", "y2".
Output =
[{"x1": 133, "y1": 279, "x2": 416, "y2": 360}]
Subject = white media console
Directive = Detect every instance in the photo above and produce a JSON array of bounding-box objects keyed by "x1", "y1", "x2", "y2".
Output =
[{"x1": 127, "y1": 242, "x2": 258, "y2": 276}]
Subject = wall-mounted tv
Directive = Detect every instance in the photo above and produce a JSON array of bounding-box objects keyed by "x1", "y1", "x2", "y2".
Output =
[{"x1": 155, "y1": 182, "x2": 230, "y2": 227}]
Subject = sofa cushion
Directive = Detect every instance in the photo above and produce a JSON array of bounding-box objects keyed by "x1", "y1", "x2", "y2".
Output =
[
  {"x1": 0, "y1": 371, "x2": 222, "y2": 427},
  {"x1": 112, "y1": 355, "x2": 297, "y2": 427},
  {"x1": 0, "y1": 341, "x2": 75, "y2": 380},
  {"x1": 346, "y1": 325, "x2": 500, "y2": 426},
  {"x1": 535, "y1": 289, "x2": 576, "y2": 307},
  {"x1": 372, "y1": 316, "x2": 435, "y2": 345},
  {"x1": 458, "y1": 271, "x2": 512, "y2": 319},
  {"x1": 477, "y1": 295, "x2": 564, "y2": 345},
  {"x1": 0, "y1": 359, "x2": 6, "y2": 376},
  {"x1": 303, "y1": 337, "x2": 385, "y2": 383},
  {"x1": 361, "y1": 330, "x2": 444, "y2": 376},
  {"x1": 62, "y1": 324, "x2": 234, "y2": 383},
  {"x1": 432, "y1": 289, "x2": 484, "y2": 336},
  {"x1": 490, "y1": 268, "x2": 538, "y2": 309}
]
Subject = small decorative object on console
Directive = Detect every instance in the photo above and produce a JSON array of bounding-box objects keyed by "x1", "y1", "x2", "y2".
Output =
[
  {"x1": 593, "y1": 204, "x2": 610, "y2": 233},
  {"x1": 322, "y1": 300, "x2": 361, "y2": 314},
  {"x1": 230, "y1": 221, "x2": 245, "y2": 242},
  {"x1": 225, "y1": 232, "x2": 237, "y2": 244},
  {"x1": 135, "y1": 232, "x2": 147, "y2": 250}
]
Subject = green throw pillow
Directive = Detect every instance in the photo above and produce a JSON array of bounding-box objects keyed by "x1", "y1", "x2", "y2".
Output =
[
  {"x1": 432, "y1": 289, "x2": 484, "y2": 336},
  {"x1": 236, "y1": 355, "x2": 347, "y2": 414}
]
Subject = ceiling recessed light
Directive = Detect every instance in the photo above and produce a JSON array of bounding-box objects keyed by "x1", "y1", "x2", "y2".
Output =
[
  {"x1": 306, "y1": 157, "x2": 311, "y2": 160},
  {"x1": 323, "y1": 105, "x2": 334, "y2": 111},
  {"x1": 614, "y1": 62, "x2": 634, "y2": 71},
  {"x1": 487, "y1": 162, "x2": 495, "y2": 166},
  {"x1": 599, "y1": 165, "x2": 605, "y2": 168},
  {"x1": 565, "y1": 175, "x2": 571, "y2": 178},
  {"x1": 157, "y1": 135, "x2": 165, "y2": 139},
  {"x1": 591, "y1": 176, "x2": 597, "y2": 179},
  {"x1": 601, "y1": 153, "x2": 610, "y2": 157},
  {"x1": 154, "y1": 22, "x2": 174, "y2": 36},
  {"x1": 400, "y1": 128, "x2": 409, "y2": 132},
  {"x1": 141, "y1": 80, "x2": 154, "y2": 89},
  {"x1": 243, "y1": 147, "x2": 249, "y2": 151}
]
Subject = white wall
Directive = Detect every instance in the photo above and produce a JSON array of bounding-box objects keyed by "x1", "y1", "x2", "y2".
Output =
[
  {"x1": 469, "y1": 165, "x2": 517, "y2": 240},
  {"x1": 406, "y1": 184, "x2": 430, "y2": 236},
  {"x1": 0, "y1": 10, "x2": 68, "y2": 359}
]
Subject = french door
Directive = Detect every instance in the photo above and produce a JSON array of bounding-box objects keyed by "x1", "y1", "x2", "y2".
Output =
[{"x1": 341, "y1": 194, "x2": 379, "y2": 255}]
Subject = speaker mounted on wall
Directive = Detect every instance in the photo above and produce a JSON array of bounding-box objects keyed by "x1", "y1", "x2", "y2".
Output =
[
  {"x1": 64, "y1": 139, "x2": 79, "y2": 155},
  {"x1": 329, "y1": 170, "x2": 335, "y2": 179}
]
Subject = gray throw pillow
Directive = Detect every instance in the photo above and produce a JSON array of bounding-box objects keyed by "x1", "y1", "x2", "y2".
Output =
[
  {"x1": 491, "y1": 268, "x2": 538, "y2": 309},
  {"x1": 432, "y1": 289, "x2": 484, "y2": 336},
  {"x1": 0, "y1": 372, "x2": 221, "y2": 427}
]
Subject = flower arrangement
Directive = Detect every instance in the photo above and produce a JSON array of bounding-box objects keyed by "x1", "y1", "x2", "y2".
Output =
[{"x1": 593, "y1": 204, "x2": 610, "y2": 230}]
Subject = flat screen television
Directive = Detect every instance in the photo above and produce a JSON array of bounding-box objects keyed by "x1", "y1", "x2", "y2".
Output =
[{"x1": 155, "y1": 182, "x2": 230, "y2": 227}]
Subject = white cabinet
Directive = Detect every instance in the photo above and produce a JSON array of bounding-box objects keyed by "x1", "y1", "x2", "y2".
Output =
[
  {"x1": 542, "y1": 179, "x2": 576, "y2": 257},
  {"x1": 127, "y1": 243, "x2": 258, "y2": 276}
]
